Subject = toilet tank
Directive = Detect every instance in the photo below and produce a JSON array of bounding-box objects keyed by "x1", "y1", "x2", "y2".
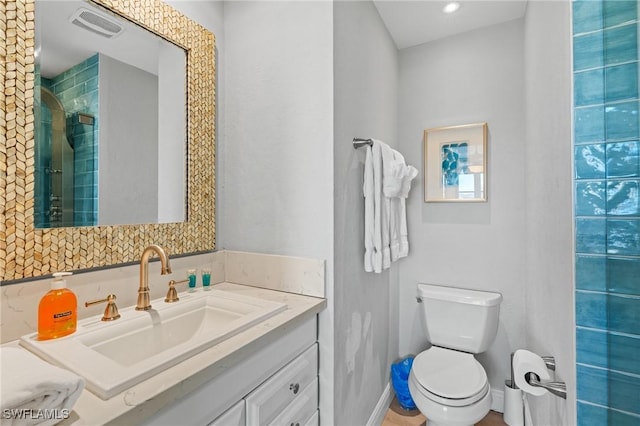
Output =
[{"x1": 417, "y1": 283, "x2": 502, "y2": 354}]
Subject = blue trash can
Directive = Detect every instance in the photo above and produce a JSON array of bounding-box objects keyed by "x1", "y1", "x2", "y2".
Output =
[{"x1": 390, "y1": 356, "x2": 417, "y2": 410}]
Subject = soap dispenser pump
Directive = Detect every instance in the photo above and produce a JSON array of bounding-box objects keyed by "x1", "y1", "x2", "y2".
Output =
[{"x1": 38, "y1": 272, "x2": 78, "y2": 340}]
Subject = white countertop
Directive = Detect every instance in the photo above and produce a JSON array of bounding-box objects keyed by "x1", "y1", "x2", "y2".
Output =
[{"x1": 7, "y1": 283, "x2": 326, "y2": 426}]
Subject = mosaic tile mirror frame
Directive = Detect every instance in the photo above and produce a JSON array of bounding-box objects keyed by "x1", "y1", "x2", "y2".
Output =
[{"x1": 0, "y1": 0, "x2": 216, "y2": 281}]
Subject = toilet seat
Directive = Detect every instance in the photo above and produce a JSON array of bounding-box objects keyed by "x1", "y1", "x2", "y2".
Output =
[
  {"x1": 411, "y1": 346, "x2": 489, "y2": 407},
  {"x1": 410, "y1": 375, "x2": 489, "y2": 407}
]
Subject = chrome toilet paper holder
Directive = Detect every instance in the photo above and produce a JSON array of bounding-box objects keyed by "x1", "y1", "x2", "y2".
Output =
[
  {"x1": 511, "y1": 353, "x2": 567, "y2": 399},
  {"x1": 525, "y1": 372, "x2": 567, "y2": 399},
  {"x1": 540, "y1": 355, "x2": 556, "y2": 371}
]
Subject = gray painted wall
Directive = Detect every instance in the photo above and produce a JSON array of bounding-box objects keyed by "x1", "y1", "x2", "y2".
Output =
[
  {"x1": 523, "y1": 2, "x2": 574, "y2": 424},
  {"x1": 222, "y1": 1, "x2": 334, "y2": 259},
  {"x1": 333, "y1": 1, "x2": 399, "y2": 424},
  {"x1": 222, "y1": 1, "x2": 336, "y2": 422},
  {"x1": 397, "y1": 19, "x2": 527, "y2": 393}
]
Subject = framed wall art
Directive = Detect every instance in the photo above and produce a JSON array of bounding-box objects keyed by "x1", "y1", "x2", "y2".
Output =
[{"x1": 423, "y1": 122, "x2": 487, "y2": 202}]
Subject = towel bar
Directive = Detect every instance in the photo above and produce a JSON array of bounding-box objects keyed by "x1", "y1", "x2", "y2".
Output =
[{"x1": 353, "y1": 138, "x2": 373, "y2": 149}]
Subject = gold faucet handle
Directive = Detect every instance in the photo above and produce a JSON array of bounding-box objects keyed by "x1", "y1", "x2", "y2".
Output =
[
  {"x1": 165, "y1": 279, "x2": 188, "y2": 303},
  {"x1": 85, "y1": 294, "x2": 121, "y2": 321}
]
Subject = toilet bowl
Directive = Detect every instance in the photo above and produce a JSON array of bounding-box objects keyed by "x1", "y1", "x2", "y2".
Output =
[
  {"x1": 408, "y1": 284, "x2": 502, "y2": 426},
  {"x1": 408, "y1": 346, "x2": 492, "y2": 426}
]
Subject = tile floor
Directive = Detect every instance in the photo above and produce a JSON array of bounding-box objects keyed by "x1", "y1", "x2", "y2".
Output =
[{"x1": 382, "y1": 397, "x2": 507, "y2": 426}]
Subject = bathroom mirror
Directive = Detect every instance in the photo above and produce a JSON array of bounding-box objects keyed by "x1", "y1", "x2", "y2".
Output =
[
  {"x1": 1, "y1": 0, "x2": 216, "y2": 281},
  {"x1": 34, "y1": 0, "x2": 187, "y2": 228}
]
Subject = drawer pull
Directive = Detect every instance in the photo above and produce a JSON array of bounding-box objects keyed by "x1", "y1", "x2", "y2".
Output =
[
  {"x1": 289, "y1": 423, "x2": 300, "y2": 426},
  {"x1": 289, "y1": 383, "x2": 300, "y2": 394}
]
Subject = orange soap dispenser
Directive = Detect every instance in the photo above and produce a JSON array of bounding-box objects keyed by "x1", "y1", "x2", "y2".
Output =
[{"x1": 38, "y1": 272, "x2": 78, "y2": 340}]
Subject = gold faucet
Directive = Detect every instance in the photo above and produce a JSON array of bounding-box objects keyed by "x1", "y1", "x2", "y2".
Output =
[{"x1": 137, "y1": 245, "x2": 172, "y2": 311}]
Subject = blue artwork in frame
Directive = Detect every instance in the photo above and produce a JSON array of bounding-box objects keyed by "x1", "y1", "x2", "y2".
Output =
[
  {"x1": 441, "y1": 141, "x2": 469, "y2": 186},
  {"x1": 423, "y1": 122, "x2": 487, "y2": 202}
]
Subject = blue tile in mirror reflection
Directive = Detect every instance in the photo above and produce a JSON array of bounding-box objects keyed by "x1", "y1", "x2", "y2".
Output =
[
  {"x1": 578, "y1": 402, "x2": 640, "y2": 426},
  {"x1": 576, "y1": 181, "x2": 606, "y2": 216},
  {"x1": 76, "y1": 64, "x2": 99, "y2": 86},
  {"x1": 605, "y1": 63, "x2": 638, "y2": 103},
  {"x1": 575, "y1": 144, "x2": 606, "y2": 179},
  {"x1": 576, "y1": 291, "x2": 640, "y2": 335},
  {"x1": 577, "y1": 327, "x2": 640, "y2": 375},
  {"x1": 575, "y1": 106, "x2": 605, "y2": 143},
  {"x1": 573, "y1": 0, "x2": 604, "y2": 35},
  {"x1": 607, "y1": 219, "x2": 640, "y2": 255},
  {"x1": 86, "y1": 76, "x2": 98, "y2": 92},
  {"x1": 576, "y1": 255, "x2": 606, "y2": 291},
  {"x1": 576, "y1": 218, "x2": 607, "y2": 253},
  {"x1": 607, "y1": 180, "x2": 640, "y2": 216},
  {"x1": 52, "y1": 77, "x2": 74, "y2": 94},
  {"x1": 577, "y1": 364, "x2": 640, "y2": 416},
  {"x1": 605, "y1": 101, "x2": 640, "y2": 141},
  {"x1": 574, "y1": 32, "x2": 604, "y2": 71},
  {"x1": 604, "y1": 23, "x2": 638, "y2": 66},
  {"x1": 604, "y1": 0, "x2": 638, "y2": 29},
  {"x1": 575, "y1": 69, "x2": 604, "y2": 107},
  {"x1": 607, "y1": 141, "x2": 640, "y2": 177}
]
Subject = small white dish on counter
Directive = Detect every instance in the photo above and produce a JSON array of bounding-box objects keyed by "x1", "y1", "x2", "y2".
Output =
[{"x1": 20, "y1": 289, "x2": 287, "y2": 400}]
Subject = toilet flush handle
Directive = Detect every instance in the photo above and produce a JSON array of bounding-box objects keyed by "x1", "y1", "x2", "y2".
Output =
[{"x1": 416, "y1": 297, "x2": 423, "y2": 303}]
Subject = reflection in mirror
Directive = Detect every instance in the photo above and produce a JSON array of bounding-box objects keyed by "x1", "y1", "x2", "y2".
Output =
[{"x1": 34, "y1": 0, "x2": 187, "y2": 228}]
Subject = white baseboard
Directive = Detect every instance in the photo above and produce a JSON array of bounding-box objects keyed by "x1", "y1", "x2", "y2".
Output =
[
  {"x1": 367, "y1": 382, "x2": 394, "y2": 426},
  {"x1": 492, "y1": 387, "x2": 505, "y2": 413}
]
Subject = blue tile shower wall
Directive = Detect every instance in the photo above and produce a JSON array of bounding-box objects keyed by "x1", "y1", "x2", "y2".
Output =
[
  {"x1": 573, "y1": 1, "x2": 640, "y2": 425},
  {"x1": 48, "y1": 54, "x2": 99, "y2": 226},
  {"x1": 34, "y1": 65, "x2": 51, "y2": 228}
]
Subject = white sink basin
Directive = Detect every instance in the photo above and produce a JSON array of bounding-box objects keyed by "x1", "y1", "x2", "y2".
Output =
[{"x1": 20, "y1": 289, "x2": 287, "y2": 399}]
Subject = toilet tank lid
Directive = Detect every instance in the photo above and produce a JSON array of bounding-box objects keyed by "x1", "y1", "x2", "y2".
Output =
[{"x1": 417, "y1": 283, "x2": 502, "y2": 306}]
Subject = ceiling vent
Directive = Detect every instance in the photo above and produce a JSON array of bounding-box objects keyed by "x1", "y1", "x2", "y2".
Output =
[{"x1": 69, "y1": 8, "x2": 124, "y2": 39}]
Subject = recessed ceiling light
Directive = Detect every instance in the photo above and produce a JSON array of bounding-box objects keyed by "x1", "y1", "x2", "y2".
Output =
[{"x1": 443, "y1": 2, "x2": 461, "y2": 14}]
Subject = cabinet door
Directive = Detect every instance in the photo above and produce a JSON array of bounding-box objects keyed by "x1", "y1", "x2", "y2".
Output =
[
  {"x1": 208, "y1": 400, "x2": 245, "y2": 426},
  {"x1": 246, "y1": 344, "x2": 317, "y2": 425},
  {"x1": 268, "y1": 377, "x2": 318, "y2": 426}
]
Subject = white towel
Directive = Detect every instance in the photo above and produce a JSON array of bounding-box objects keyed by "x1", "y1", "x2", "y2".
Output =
[
  {"x1": 0, "y1": 347, "x2": 84, "y2": 426},
  {"x1": 396, "y1": 166, "x2": 418, "y2": 259},
  {"x1": 363, "y1": 139, "x2": 417, "y2": 273},
  {"x1": 371, "y1": 141, "x2": 384, "y2": 272},
  {"x1": 379, "y1": 142, "x2": 395, "y2": 269},
  {"x1": 363, "y1": 146, "x2": 374, "y2": 272},
  {"x1": 380, "y1": 144, "x2": 417, "y2": 262}
]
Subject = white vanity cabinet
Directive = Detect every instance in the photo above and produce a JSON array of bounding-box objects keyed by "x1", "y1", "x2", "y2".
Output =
[
  {"x1": 143, "y1": 316, "x2": 318, "y2": 426},
  {"x1": 266, "y1": 377, "x2": 318, "y2": 426},
  {"x1": 245, "y1": 343, "x2": 318, "y2": 425},
  {"x1": 209, "y1": 400, "x2": 245, "y2": 426}
]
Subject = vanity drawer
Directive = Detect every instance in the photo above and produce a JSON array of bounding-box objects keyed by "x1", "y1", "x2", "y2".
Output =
[
  {"x1": 208, "y1": 399, "x2": 245, "y2": 426},
  {"x1": 268, "y1": 377, "x2": 318, "y2": 426},
  {"x1": 246, "y1": 343, "x2": 317, "y2": 425},
  {"x1": 304, "y1": 410, "x2": 319, "y2": 426}
]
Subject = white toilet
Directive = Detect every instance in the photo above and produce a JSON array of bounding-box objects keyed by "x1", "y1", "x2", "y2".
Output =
[{"x1": 408, "y1": 283, "x2": 502, "y2": 426}]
